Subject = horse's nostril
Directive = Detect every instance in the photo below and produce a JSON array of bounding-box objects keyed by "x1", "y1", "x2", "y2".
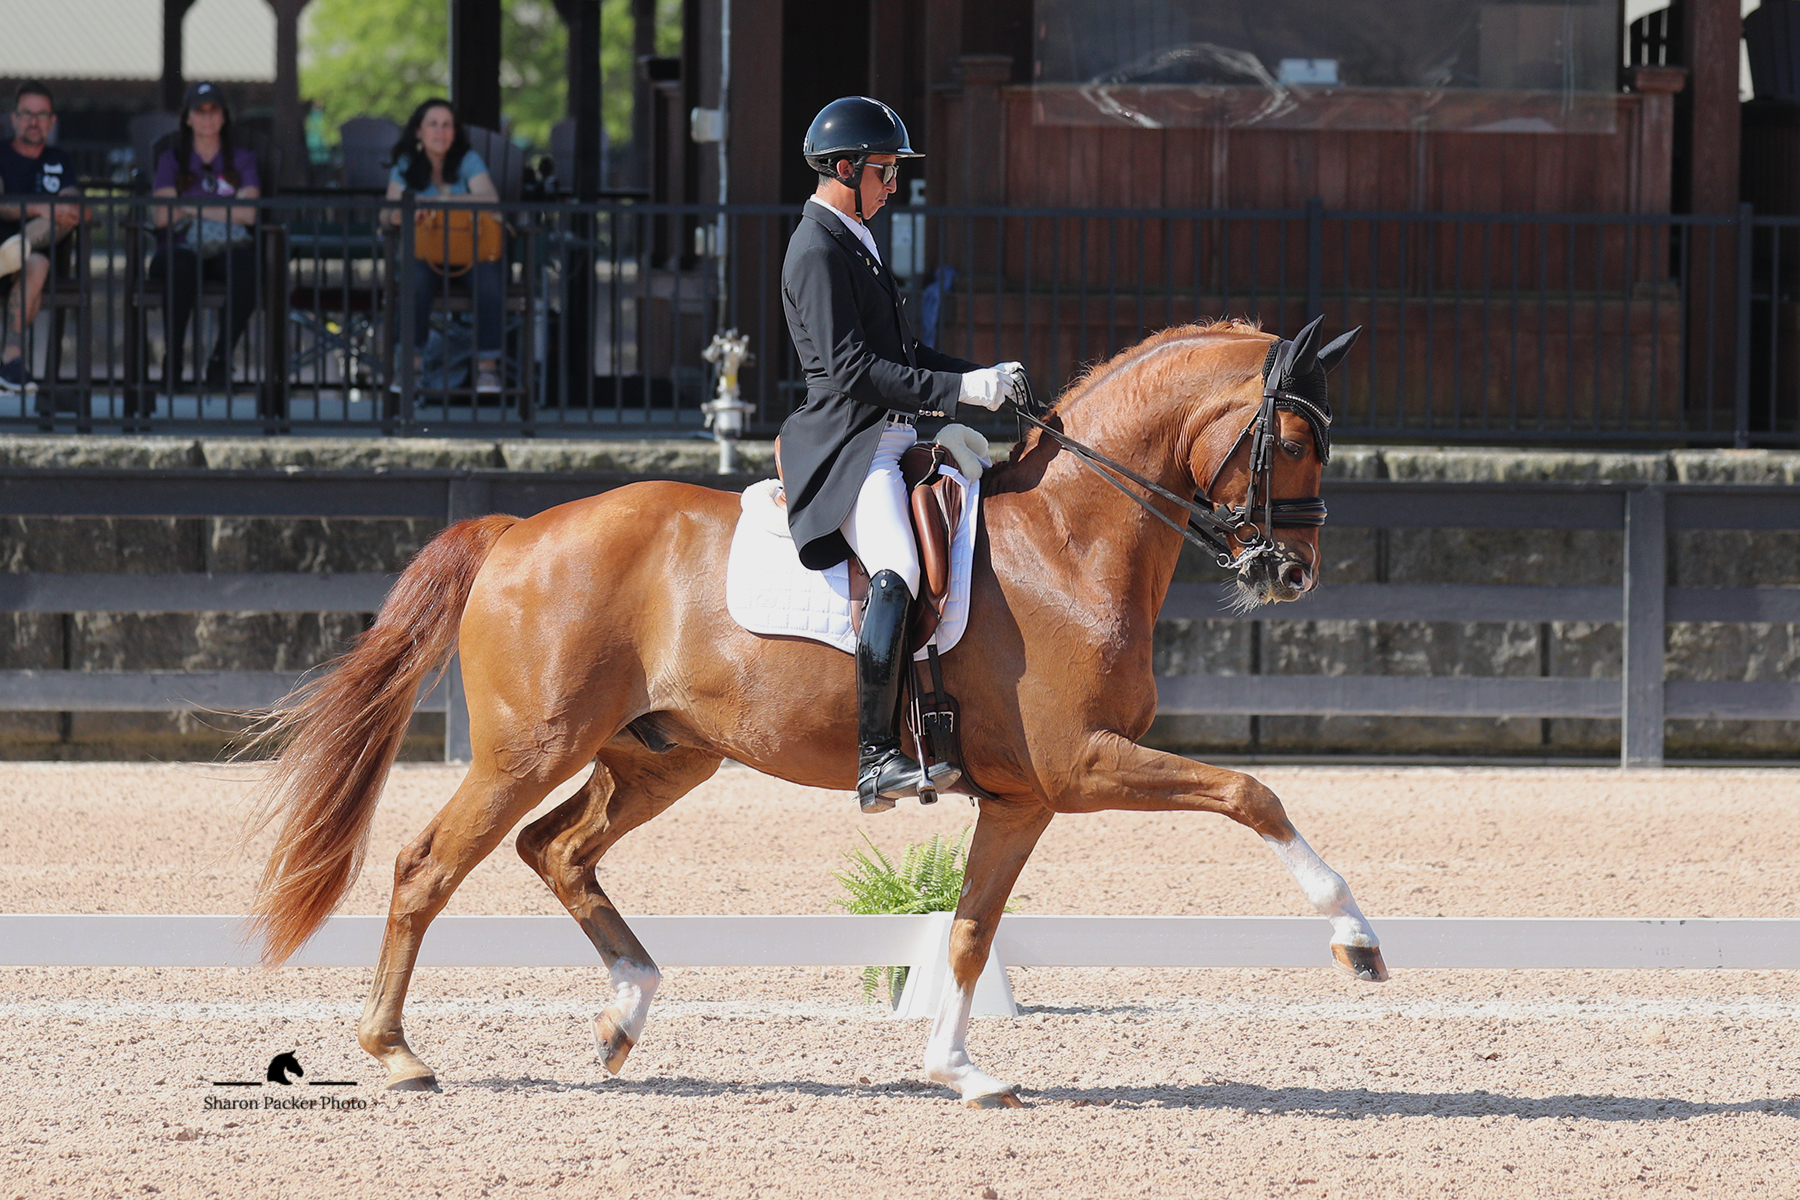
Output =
[{"x1": 1283, "y1": 563, "x2": 1306, "y2": 589}]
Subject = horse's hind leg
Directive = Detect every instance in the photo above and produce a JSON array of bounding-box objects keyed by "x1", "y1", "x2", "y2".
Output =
[
  {"x1": 358, "y1": 765, "x2": 562, "y2": 1090},
  {"x1": 515, "y1": 742, "x2": 722, "y2": 1075}
]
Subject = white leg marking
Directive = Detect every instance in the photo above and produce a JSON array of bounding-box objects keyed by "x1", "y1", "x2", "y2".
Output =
[
  {"x1": 606, "y1": 959, "x2": 660, "y2": 1042},
  {"x1": 923, "y1": 983, "x2": 1012, "y2": 1102},
  {"x1": 1261, "y1": 831, "x2": 1379, "y2": 948}
]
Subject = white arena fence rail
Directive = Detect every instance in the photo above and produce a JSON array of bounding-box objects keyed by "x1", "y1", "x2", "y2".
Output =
[
  {"x1": 0, "y1": 468, "x2": 1794, "y2": 766},
  {"x1": 6, "y1": 913, "x2": 1800, "y2": 1019}
]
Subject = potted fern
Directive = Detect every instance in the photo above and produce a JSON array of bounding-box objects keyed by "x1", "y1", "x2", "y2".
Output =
[{"x1": 833, "y1": 828, "x2": 971, "y2": 1006}]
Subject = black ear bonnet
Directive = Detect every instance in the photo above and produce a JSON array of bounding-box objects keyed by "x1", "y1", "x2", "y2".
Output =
[{"x1": 1258, "y1": 318, "x2": 1360, "y2": 466}]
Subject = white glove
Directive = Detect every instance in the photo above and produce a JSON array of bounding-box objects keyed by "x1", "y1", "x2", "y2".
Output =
[
  {"x1": 994, "y1": 361, "x2": 1028, "y2": 406},
  {"x1": 959, "y1": 367, "x2": 1007, "y2": 411}
]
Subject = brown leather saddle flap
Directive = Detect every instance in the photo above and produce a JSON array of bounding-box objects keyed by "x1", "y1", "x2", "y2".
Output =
[{"x1": 846, "y1": 443, "x2": 961, "y2": 654}]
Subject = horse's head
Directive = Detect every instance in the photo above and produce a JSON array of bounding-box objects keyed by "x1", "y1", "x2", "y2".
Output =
[{"x1": 1188, "y1": 317, "x2": 1359, "y2": 608}]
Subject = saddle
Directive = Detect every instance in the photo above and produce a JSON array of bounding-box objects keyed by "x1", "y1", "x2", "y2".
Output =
[
  {"x1": 773, "y1": 436, "x2": 979, "y2": 805},
  {"x1": 770, "y1": 439, "x2": 964, "y2": 654}
]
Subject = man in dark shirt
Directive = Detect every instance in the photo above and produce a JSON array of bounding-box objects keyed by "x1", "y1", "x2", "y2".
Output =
[{"x1": 0, "y1": 81, "x2": 84, "y2": 393}]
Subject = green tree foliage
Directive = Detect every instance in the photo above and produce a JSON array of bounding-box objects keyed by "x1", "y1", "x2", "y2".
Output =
[{"x1": 301, "y1": 0, "x2": 681, "y2": 152}]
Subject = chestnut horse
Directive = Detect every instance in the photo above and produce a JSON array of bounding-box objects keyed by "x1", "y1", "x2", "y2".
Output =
[{"x1": 248, "y1": 318, "x2": 1387, "y2": 1108}]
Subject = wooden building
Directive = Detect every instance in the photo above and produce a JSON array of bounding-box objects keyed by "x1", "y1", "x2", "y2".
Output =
[{"x1": 670, "y1": 0, "x2": 1749, "y2": 431}]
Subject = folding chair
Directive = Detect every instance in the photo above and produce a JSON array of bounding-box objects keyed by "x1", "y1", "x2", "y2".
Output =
[{"x1": 339, "y1": 116, "x2": 401, "y2": 191}]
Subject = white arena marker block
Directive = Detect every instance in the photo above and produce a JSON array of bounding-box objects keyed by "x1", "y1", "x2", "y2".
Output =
[{"x1": 892, "y1": 912, "x2": 1016, "y2": 1019}]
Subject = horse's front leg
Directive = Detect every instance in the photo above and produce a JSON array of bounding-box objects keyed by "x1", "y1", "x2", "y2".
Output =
[
  {"x1": 924, "y1": 799, "x2": 1053, "y2": 1108},
  {"x1": 1061, "y1": 731, "x2": 1388, "y2": 981}
]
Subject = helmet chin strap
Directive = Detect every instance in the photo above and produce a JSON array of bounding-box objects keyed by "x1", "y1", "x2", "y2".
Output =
[{"x1": 839, "y1": 157, "x2": 868, "y2": 221}]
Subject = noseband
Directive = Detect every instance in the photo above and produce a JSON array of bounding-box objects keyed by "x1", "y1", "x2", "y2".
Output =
[{"x1": 1008, "y1": 334, "x2": 1332, "y2": 571}]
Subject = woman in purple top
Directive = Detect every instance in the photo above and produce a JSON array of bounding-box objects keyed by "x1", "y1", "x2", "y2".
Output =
[{"x1": 149, "y1": 81, "x2": 261, "y2": 392}]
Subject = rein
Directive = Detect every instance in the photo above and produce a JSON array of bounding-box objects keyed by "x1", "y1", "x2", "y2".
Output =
[
  {"x1": 1008, "y1": 357, "x2": 1331, "y2": 571},
  {"x1": 1011, "y1": 406, "x2": 1265, "y2": 568}
]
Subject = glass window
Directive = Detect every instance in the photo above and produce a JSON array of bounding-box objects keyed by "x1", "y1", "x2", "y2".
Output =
[{"x1": 1032, "y1": 0, "x2": 1622, "y2": 131}]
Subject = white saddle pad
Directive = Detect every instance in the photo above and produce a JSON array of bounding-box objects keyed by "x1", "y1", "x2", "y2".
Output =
[{"x1": 725, "y1": 468, "x2": 981, "y2": 659}]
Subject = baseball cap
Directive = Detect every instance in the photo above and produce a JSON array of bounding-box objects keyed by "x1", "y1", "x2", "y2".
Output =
[{"x1": 183, "y1": 81, "x2": 228, "y2": 113}]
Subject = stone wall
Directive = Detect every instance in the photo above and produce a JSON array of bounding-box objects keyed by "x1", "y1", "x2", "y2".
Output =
[
  {"x1": 0, "y1": 437, "x2": 1793, "y2": 762},
  {"x1": 1145, "y1": 447, "x2": 1800, "y2": 761}
]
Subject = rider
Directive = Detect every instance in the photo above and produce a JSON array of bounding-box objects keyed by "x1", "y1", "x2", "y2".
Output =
[{"x1": 778, "y1": 96, "x2": 1026, "y2": 815}]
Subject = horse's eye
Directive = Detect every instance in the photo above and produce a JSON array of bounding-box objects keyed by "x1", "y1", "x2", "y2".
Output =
[{"x1": 1281, "y1": 439, "x2": 1305, "y2": 459}]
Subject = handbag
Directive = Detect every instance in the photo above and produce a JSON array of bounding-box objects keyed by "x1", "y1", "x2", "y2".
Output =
[
  {"x1": 414, "y1": 208, "x2": 505, "y2": 276},
  {"x1": 188, "y1": 218, "x2": 253, "y2": 259}
]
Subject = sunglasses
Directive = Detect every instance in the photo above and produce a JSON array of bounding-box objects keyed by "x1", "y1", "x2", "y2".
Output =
[{"x1": 843, "y1": 161, "x2": 899, "y2": 186}]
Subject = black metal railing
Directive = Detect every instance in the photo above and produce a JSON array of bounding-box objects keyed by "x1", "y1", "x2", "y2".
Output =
[{"x1": 3, "y1": 194, "x2": 1795, "y2": 446}]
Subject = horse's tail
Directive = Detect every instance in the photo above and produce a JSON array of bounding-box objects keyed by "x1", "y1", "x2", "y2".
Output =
[{"x1": 244, "y1": 513, "x2": 518, "y2": 966}]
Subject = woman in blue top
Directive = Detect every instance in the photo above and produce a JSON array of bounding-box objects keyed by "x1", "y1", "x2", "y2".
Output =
[{"x1": 383, "y1": 98, "x2": 503, "y2": 393}]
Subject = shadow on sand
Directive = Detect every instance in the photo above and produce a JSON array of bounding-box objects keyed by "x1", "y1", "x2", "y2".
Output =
[{"x1": 449, "y1": 1074, "x2": 1799, "y2": 1122}]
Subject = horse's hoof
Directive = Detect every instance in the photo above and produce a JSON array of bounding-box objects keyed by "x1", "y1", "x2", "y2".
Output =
[
  {"x1": 1332, "y1": 942, "x2": 1390, "y2": 983},
  {"x1": 965, "y1": 1090, "x2": 1024, "y2": 1110},
  {"x1": 384, "y1": 1071, "x2": 440, "y2": 1093},
  {"x1": 594, "y1": 1011, "x2": 636, "y2": 1076}
]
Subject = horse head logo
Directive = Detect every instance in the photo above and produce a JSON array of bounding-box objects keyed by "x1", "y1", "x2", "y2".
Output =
[{"x1": 266, "y1": 1052, "x2": 305, "y2": 1085}]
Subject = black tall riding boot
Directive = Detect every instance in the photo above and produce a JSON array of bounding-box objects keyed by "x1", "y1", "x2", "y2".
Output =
[{"x1": 856, "y1": 570, "x2": 955, "y2": 813}]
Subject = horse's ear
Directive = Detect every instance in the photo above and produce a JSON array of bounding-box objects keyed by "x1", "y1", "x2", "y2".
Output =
[
  {"x1": 1319, "y1": 326, "x2": 1362, "y2": 374},
  {"x1": 1289, "y1": 315, "x2": 1325, "y2": 376}
]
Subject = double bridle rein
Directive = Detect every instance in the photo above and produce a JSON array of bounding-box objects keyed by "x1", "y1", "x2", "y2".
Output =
[{"x1": 1008, "y1": 327, "x2": 1336, "y2": 571}]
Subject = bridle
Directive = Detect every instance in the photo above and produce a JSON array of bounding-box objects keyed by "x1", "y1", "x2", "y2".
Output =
[{"x1": 1007, "y1": 323, "x2": 1340, "y2": 571}]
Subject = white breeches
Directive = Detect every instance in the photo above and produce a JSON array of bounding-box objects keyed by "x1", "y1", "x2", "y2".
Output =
[{"x1": 840, "y1": 422, "x2": 920, "y2": 598}]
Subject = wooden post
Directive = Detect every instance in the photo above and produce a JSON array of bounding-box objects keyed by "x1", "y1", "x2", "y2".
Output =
[
  {"x1": 267, "y1": 0, "x2": 311, "y2": 188},
  {"x1": 1626, "y1": 66, "x2": 1688, "y2": 215},
  {"x1": 450, "y1": 0, "x2": 504, "y2": 133},
  {"x1": 1621, "y1": 486, "x2": 1667, "y2": 768},
  {"x1": 1680, "y1": 0, "x2": 1744, "y2": 425},
  {"x1": 631, "y1": 0, "x2": 656, "y2": 189},
  {"x1": 1682, "y1": 0, "x2": 1743, "y2": 216},
  {"x1": 160, "y1": 0, "x2": 199, "y2": 113},
  {"x1": 552, "y1": 0, "x2": 602, "y2": 411}
]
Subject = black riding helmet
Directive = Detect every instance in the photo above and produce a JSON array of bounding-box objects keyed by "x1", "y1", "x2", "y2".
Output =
[{"x1": 803, "y1": 97, "x2": 921, "y2": 219}]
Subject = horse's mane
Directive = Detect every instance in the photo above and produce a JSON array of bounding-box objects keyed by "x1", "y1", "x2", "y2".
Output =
[{"x1": 995, "y1": 319, "x2": 1270, "y2": 471}]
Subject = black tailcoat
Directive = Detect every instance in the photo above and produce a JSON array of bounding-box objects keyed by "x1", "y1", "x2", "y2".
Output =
[{"x1": 777, "y1": 201, "x2": 979, "y2": 570}]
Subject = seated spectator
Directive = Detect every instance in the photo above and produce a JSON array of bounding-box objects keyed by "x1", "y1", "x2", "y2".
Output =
[
  {"x1": 383, "y1": 98, "x2": 503, "y2": 393},
  {"x1": 0, "y1": 82, "x2": 86, "y2": 394},
  {"x1": 150, "y1": 81, "x2": 261, "y2": 390}
]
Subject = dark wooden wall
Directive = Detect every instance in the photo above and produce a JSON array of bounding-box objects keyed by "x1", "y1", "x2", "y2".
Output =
[{"x1": 930, "y1": 72, "x2": 1686, "y2": 217}]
